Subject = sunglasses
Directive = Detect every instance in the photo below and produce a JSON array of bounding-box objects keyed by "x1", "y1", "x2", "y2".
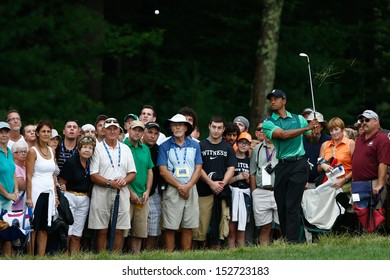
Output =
[
  {"x1": 104, "y1": 118, "x2": 119, "y2": 124},
  {"x1": 360, "y1": 118, "x2": 371, "y2": 123},
  {"x1": 80, "y1": 136, "x2": 96, "y2": 143},
  {"x1": 256, "y1": 127, "x2": 263, "y2": 131}
]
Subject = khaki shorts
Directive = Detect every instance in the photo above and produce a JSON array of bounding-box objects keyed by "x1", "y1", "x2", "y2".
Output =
[
  {"x1": 252, "y1": 188, "x2": 279, "y2": 227},
  {"x1": 129, "y1": 201, "x2": 149, "y2": 238},
  {"x1": 162, "y1": 184, "x2": 199, "y2": 230},
  {"x1": 192, "y1": 194, "x2": 214, "y2": 241},
  {"x1": 88, "y1": 186, "x2": 131, "y2": 230}
]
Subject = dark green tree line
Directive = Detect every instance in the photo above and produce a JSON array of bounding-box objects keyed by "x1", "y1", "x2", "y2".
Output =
[{"x1": 1, "y1": 0, "x2": 390, "y2": 134}]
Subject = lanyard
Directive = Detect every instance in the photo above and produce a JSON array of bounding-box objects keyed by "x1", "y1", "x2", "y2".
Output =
[
  {"x1": 265, "y1": 146, "x2": 275, "y2": 162},
  {"x1": 85, "y1": 159, "x2": 90, "y2": 176},
  {"x1": 173, "y1": 146, "x2": 187, "y2": 165},
  {"x1": 102, "y1": 140, "x2": 121, "y2": 169},
  {"x1": 61, "y1": 142, "x2": 77, "y2": 160}
]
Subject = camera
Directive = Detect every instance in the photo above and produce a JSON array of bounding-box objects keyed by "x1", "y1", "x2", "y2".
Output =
[{"x1": 265, "y1": 163, "x2": 274, "y2": 174}]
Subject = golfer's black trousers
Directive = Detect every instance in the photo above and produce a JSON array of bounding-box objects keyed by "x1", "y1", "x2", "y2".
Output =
[{"x1": 274, "y1": 158, "x2": 309, "y2": 243}]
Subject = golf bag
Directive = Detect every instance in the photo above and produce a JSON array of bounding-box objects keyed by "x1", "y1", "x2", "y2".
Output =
[{"x1": 352, "y1": 180, "x2": 386, "y2": 233}]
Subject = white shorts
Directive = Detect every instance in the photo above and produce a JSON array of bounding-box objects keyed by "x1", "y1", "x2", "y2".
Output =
[
  {"x1": 65, "y1": 192, "x2": 90, "y2": 237},
  {"x1": 252, "y1": 188, "x2": 279, "y2": 227}
]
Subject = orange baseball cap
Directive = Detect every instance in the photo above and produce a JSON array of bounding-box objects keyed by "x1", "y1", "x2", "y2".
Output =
[{"x1": 237, "y1": 132, "x2": 252, "y2": 143}]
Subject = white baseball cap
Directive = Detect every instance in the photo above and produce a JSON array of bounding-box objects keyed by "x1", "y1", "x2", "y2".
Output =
[{"x1": 51, "y1": 129, "x2": 62, "y2": 140}]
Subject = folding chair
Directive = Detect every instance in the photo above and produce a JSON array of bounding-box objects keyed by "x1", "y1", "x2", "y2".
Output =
[{"x1": 352, "y1": 181, "x2": 386, "y2": 233}]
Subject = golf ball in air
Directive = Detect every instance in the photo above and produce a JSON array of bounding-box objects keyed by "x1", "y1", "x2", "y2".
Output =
[{"x1": 155, "y1": 10, "x2": 159, "y2": 15}]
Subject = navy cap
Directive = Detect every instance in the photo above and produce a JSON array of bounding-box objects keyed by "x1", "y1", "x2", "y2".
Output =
[
  {"x1": 145, "y1": 121, "x2": 160, "y2": 131},
  {"x1": 266, "y1": 89, "x2": 286, "y2": 100}
]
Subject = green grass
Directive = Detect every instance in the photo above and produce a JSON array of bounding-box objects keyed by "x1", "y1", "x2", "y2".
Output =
[{"x1": 2, "y1": 234, "x2": 390, "y2": 260}]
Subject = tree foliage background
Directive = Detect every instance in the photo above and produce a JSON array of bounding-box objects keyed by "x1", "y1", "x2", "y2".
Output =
[{"x1": 1, "y1": 0, "x2": 390, "y2": 135}]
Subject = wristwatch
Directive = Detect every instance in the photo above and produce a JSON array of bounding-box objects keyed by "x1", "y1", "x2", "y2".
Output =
[{"x1": 107, "y1": 179, "x2": 111, "y2": 187}]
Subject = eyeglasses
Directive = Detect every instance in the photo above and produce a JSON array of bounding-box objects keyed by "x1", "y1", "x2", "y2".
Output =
[
  {"x1": 238, "y1": 141, "x2": 250, "y2": 146},
  {"x1": 361, "y1": 118, "x2": 371, "y2": 123},
  {"x1": 14, "y1": 150, "x2": 28, "y2": 154},
  {"x1": 7, "y1": 117, "x2": 21, "y2": 122},
  {"x1": 256, "y1": 127, "x2": 263, "y2": 131},
  {"x1": 105, "y1": 118, "x2": 119, "y2": 124}
]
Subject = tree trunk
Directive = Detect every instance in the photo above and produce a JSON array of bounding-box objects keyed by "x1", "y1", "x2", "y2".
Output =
[
  {"x1": 250, "y1": 0, "x2": 284, "y2": 126},
  {"x1": 83, "y1": 0, "x2": 104, "y2": 101}
]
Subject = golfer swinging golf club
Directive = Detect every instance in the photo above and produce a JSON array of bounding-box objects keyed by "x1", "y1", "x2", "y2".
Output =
[{"x1": 262, "y1": 89, "x2": 320, "y2": 243}]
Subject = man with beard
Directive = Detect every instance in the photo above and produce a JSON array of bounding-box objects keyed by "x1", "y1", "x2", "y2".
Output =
[
  {"x1": 303, "y1": 111, "x2": 331, "y2": 189},
  {"x1": 223, "y1": 122, "x2": 240, "y2": 149},
  {"x1": 157, "y1": 114, "x2": 202, "y2": 252}
]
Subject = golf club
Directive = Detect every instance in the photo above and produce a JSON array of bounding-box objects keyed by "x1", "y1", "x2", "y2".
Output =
[{"x1": 299, "y1": 53, "x2": 316, "y2": 118}]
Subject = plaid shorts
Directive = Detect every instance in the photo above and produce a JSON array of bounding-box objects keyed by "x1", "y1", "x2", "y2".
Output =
[{"x1": 147, "y1": 192, "x2": 161, "y2": 236}]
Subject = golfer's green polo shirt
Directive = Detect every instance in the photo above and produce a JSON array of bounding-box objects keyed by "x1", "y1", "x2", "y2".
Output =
[
  {"x1": 123, "y1": 139, "x2": 154, "y2": 197},
  {"x1": 262, "y1": 111, "x2": 310, "y2": 159}
]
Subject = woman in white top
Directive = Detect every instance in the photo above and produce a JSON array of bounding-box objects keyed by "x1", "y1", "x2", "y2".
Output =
[{"x1": 26, "y1": 120, "x2": 59, "y2": 256}]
